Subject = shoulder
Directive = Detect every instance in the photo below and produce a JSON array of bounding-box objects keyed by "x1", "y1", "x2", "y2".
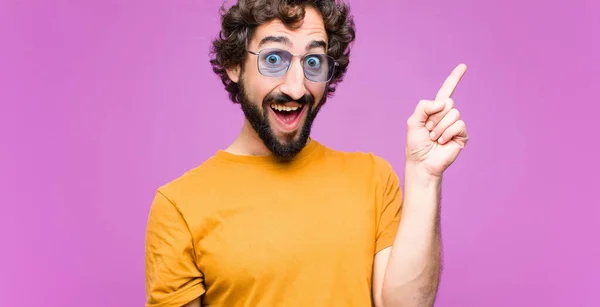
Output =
[
  {"x1": 317, "y1": 143, "x2": 403, "y2": 206},
  {"x1": 313, "y1": 142, "x2": 401, "y2": 195},
  {"x1": 151, "y1": 156, "x2": 224, "y2": 213},
  {"x1": 319, "y1": 142, "x2": 399, "y2": 177}
]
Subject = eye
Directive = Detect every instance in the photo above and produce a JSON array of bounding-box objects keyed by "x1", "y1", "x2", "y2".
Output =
[
  {"x1": 305, "y1": 56, "x2": 321, "y2": 68},
  {"x1": 264, "y1": 53, "x2": 282, "y2": 65}
]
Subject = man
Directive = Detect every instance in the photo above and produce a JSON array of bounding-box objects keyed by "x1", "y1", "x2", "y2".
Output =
[{"x1": 145, "y1": 1, "x2": 469, "y2": 306}]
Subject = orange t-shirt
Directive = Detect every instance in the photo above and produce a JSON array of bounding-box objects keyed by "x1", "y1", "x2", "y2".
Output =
[{"x1": 145, "y1": 140, "x2": 403, "y2": 307}]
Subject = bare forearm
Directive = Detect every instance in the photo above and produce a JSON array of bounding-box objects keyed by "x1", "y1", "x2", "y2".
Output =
[{"x1": 381, "y1": 163, "x2": 442, "y2": 307}]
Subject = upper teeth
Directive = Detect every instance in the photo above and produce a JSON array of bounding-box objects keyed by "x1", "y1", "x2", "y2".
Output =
[{"x1": 271, "y1": 104, "x2": 300, "y2": 112}]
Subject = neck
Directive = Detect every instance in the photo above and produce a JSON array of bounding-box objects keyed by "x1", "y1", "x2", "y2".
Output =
[{"x1": 225, "y1": 119, "x2": 272, "y2": 156}]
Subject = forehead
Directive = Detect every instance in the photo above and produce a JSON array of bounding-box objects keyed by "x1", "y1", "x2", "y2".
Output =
[{"x1": 250, "y1": 7, "x2": 328, "y2": 50}]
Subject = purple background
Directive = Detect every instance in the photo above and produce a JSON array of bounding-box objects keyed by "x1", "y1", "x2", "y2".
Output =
[{"x1": 1, "y1": 0, "x2": 598, "y2": 306}]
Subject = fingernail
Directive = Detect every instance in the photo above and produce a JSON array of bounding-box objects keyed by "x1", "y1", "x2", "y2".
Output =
[
  {"x1": 438, "y1": 137, "x2": 444, "y2": 143},
  {"x1": 426, "y1": 121, "x2": 434, "y2": 130},
  {"x1": 430, "y1": 131, "x2": 436, "y2": 139}
]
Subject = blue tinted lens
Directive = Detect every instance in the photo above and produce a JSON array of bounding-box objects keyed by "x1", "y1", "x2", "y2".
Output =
[
  {"x1": 258, "y1": 49, "x2": 291, "y2": 76},
  {"x1": 255, "y1": 49, "x2": 336, "y2": 82},
  {"x1": 303, "y1": 54, "x2": 331, "y2": 82}
]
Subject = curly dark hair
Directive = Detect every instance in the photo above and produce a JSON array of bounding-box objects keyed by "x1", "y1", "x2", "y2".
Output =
[{"x1": 209, "y1": 0, "x2": 356, "y2": 104}]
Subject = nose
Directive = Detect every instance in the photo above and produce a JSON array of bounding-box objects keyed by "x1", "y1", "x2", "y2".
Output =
[{"x1": 279, "y1": 59, "x2": 305, "y2": 100}]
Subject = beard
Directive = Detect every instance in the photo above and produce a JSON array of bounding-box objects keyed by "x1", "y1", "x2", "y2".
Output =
[{"x1": 237, "y1": 79, "x2": 324, "y2": 159}]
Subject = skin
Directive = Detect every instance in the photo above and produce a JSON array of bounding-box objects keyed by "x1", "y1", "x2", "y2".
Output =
[
  {"x1": 374, "y1": 64, "x2": 469, "y2": 307},
  {"x1": 184, "y1": 6, "x2": 469, "y2": 307},
  {"x1": 224, "y1": 7, "x2": 328, "y2": 157}
]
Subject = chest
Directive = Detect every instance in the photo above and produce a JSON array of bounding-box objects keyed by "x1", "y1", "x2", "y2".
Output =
[{"x1": 191, "y1": 175, "x2": 379, "y2": 288}]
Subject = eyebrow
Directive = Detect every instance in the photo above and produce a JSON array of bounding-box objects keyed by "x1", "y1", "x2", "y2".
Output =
[
  {"x1": 258, "y1": 36, "x2": 292, "y2": 48},
  {"x1": 305, "y1": 40, "x2": 327, "y2": 52},
  {"x1": 257, "y1": 36, "x2": 328, "y2": 52}
]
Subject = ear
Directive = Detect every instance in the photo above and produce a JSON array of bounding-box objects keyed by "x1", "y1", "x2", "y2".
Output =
[{"x1": 226, "y1": 65, "x2": 241, "y2": 83}]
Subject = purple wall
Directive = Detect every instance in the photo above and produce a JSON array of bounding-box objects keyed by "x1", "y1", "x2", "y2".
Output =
[{"x1": 1, "y1": 1, "x2": 598, "y2": 306}]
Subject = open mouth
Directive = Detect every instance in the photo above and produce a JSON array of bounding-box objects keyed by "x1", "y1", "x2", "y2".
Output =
[{"x1": 269, "y1": 103, "x2": 306, "y2": 132}]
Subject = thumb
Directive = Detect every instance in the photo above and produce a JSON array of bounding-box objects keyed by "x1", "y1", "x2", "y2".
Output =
[{"x1": 409, "y1": 99, "x2": 445, "y2": 126}]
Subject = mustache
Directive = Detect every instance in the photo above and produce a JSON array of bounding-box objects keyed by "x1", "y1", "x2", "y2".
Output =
[{"x1": 263, "y1": 92, "x2": 314, "y2": 107}]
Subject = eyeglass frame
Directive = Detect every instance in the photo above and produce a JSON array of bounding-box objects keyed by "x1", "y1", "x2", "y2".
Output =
[{"x1": 247, "y1": 48, "x2": 339, "y2": 83}]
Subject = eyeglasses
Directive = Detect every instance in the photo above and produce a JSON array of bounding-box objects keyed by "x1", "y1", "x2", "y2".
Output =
[{"x1": 247, "y1": 48, "x2": 339, "y2": 83}]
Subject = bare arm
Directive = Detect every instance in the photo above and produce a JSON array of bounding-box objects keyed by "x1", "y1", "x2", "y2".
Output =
[
  {"x1": 373, "y1": 64, "x2": 468, "y2": 306},
  {"x1": 374, "y1": 164, "x2": 442, "y2": 307},
  {"x1": 182, "y1": 297, "x2": 201, "y2": 307}
]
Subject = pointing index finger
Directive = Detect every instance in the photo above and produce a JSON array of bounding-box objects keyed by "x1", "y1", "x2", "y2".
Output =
[{"x1": 435, "y1": 63, "x2": 467, "y2": 100}]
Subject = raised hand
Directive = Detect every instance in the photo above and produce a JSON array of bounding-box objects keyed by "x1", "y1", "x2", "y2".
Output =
[{"x1": 405, "y1": 64, "x2": 469, "y2": 178}]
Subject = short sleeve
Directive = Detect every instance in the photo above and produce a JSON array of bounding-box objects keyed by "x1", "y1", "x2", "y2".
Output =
[
  {"x1": 145, "y1": 190, "x2": 206, "y2": 307},
  {"x1": 375, "y1": 159, "x2": 403, "y2": 254}
]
